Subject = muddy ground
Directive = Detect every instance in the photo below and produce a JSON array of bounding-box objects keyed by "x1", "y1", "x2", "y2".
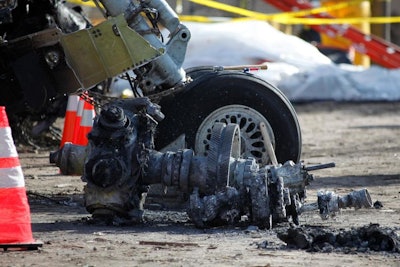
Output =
[{"x1": 2, "y1": 101, "x2": 400, "y2": 267}]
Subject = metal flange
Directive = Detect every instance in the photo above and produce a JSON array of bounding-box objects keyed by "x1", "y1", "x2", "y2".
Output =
[{"x1": 206, "y1": 122, "x2": 241, "y2": 192}]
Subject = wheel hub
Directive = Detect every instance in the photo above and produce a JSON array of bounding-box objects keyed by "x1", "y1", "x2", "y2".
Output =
[{"x1": 195, "y1": 105, "x2": 275, "y2": 165}]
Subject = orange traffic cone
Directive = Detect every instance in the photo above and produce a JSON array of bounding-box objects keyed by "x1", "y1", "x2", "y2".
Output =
[
  {"x1": 60, "y1": 94, "x2": 79, "y2": 148},
  {"x1": 0, "y1": 106, "x2": 42, "y2": 251},
  {"x1": 74, "y1": 100, "x2": 95, "y2": 146},
  {"x1": 72, "y1": 96, "x2": 85, "y2": 144}
]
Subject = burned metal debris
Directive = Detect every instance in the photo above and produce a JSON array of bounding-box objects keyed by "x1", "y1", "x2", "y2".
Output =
[
  {"x1": 316, "y1": 189, "x2": 373, "y2": 220},
  {"x1": 276, "y1": 224, "x2": 400, "y2": 253},
  {"x1": 50, "y1": 98, "x2": 373, "y2": 229}
]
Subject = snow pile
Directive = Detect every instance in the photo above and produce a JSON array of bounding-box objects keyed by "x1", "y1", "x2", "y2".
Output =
[
  {"x1": 183, "y1": 20, "x2": 331, "y2": 69},
  {"x1": 182, "y1": 20, "x2": 400, "y2": 101}
]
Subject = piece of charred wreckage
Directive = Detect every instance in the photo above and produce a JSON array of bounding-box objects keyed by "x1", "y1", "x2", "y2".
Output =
[
  {"x1": 51, "y1": 99, "x2": 372, "y2": 228},
  {"x1": 50, "y1": 0, "x2": 373, "y2": 228},
  {"x1": 0, "y1": 0, "x2": 91, "y2": 144}
]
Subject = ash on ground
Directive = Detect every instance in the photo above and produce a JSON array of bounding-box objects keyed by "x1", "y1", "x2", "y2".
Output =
[{"x1": 275, "y1": 223, "x2": 400, "y2": 253}]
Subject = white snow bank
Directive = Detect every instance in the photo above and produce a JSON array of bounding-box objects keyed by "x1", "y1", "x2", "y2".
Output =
[
  {"x1": 183, "y1": 20, "x2": 332, "y2": 69},
  {"x1": 182, "y1": 20, "x2": 400, "y2": 101}
]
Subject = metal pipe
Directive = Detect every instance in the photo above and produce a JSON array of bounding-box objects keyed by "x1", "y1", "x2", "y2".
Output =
[
  {"x1": 304, "y1": 162, "x2": 335, "y2": 171},
  {"x1": 260, "y1": 122, "x2": 278, "y2": 166},
  {"x1": 384, "y1": 0, "x2": 391, "y2": 42},
  {"x1": 49, "y1": 142, "x2": 87, "y2": 175}
]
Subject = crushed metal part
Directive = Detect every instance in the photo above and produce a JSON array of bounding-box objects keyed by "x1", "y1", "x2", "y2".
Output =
[
  {"x1": 276, "y1": 224, "x2": 400, "y2": 253},
  {"x1": 317, "y1": 189, "x2": 373, "y2": 219},
  {"x1": 297, "y1": 188, "x2": 373, "y2": 219}
]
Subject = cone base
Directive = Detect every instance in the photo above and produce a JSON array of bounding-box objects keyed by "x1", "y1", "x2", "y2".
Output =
[{"x1": 0, "y1": 241, "x2": 43, "y2": 251}]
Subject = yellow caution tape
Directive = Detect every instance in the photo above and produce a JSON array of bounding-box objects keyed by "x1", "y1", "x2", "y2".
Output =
[
  {"x1": 188, "y1": 0, "x2": 273, "y2": 20},
  {"x1": 187, "y1": 0, "x2": 366, "y2": 20},
  {"x1": 179, "y1": 15, "x2": 400, "y2": 25},
  {"x1": 272, "y1": 16, "x2": 400, "y2": 25},
  {"x1": 66, "y1": 0, "x2": 400, "y2": 25},
  {"x1": 187, "y1": 0, "x2": 400, "y2": 25},
  {"x1": 178, "y1": 15, "x2": 217, "y2": 23},
  {"x1": 68, "y1": 0, "x2": 363, "y2": 19},
  {"x1": 178, "y1": 15, "x2": 259, "y2": 23}
]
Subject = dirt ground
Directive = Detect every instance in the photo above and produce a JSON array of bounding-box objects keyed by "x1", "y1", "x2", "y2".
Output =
[{"x1": 2, "y1": 101, "x2": 400, "y2": 267}]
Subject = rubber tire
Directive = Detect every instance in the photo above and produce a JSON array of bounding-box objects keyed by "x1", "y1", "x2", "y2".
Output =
[{"x1": 155, "y1": 68, "x2": 302, "y2": 164}]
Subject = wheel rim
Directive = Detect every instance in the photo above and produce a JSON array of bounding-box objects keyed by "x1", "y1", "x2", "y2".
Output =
[{"x1": 195, "y1": 105, "x2": 275, "y2": 165}]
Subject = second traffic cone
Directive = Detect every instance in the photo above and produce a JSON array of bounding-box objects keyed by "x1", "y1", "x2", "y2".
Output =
[
  {"x1": 74, "y1": 100, "x2": 95, "y2": 146},
  {"x1": 0, "y1": 106, "x2": 42, "y2": 251},
  {"x1": 60, "y1": 94, "x2": 79, "y2": 148},
  {"x1": 72, "y1": 96, "x2": 85, "y2": 144}
]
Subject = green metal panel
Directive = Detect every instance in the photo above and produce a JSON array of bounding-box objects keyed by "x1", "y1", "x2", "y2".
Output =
[{"x1": 61, "y1": 14, "x2": 164, "y2": 89}]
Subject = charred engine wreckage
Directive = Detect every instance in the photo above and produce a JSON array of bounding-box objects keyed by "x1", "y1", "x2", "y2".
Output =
[
  {"x1": 48, "y1": 0, "x2": 373, "y2": 228},
  {"x1": 51, "y1": 98, "x2": 373, "y2": 228}
]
